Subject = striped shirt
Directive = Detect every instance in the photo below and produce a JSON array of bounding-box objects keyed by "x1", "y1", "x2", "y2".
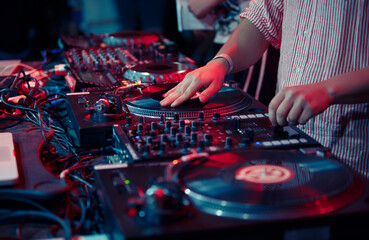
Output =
[{"x1": 241, "y1": 0, "x2": 369, "y2": 177}]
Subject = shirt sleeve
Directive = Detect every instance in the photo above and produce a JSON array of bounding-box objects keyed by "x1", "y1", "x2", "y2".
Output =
[{"x1": 240, "y1": 0, "x2": 284, "y2": 49}]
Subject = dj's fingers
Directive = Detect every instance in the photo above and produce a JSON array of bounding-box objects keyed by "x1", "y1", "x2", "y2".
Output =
[
  {"x1": 286, "y1": 104, "x2": 303, "y2": 125},
  {"x1": 297, "y1": 106, "x2": 314, "y2": 125},
  {"x1": 275, "y1": 98, "x2": 294, "y2": 126},
  {"x1": 170, "y1": 82, "x2": 202, "y2": 107},
  {"x1": 199, "y1": 80, "x2": 222, "y2": 103},
  {"x1": 268, "y1": 94, "x2": 284, "y2": 126},
  {"x1": 163, "y1": 86, "x2": 177, "y2": 98}
]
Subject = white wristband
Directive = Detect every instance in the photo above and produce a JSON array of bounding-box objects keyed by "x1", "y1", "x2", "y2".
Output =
[{"x1": 212, "y1": 53, "x2": 233, "y2": 74}]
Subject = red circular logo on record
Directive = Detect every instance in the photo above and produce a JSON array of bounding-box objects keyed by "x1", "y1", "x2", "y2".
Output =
[{"x1": 235, "y1": 165, "x2": 294, "y2": 184}]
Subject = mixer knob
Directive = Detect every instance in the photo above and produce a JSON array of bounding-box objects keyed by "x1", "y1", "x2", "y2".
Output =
[
  {"x1": 204, "y1": 134, "x2": 213, "y2": 145},
  {"x1": 173, "y1": 113, "x2": 180, "y2": 123},
  {"x1": 191, "y1": 121, "x2": 199, "y2": 131},
  {"x1": 212, "y1": 113, "x2": 220, "y2": 121},
  {"x1": 179, "y1": 120, "x2": 185, "y2": 131},
  {"x1": 159, "y1": 143, "x2": 166, "y2": 156},
  {"x1": 176, "y1": 133, "x2": 183, "y2": 147},
  {"x1": 143, "y1": 144, "x2": 150, "y2": 159},
  {"x1": 125, "y1": 116, "x2": 132, "y2": 127},
  {"x1": 197, "y1": 140, "x2": 205, "y2": 152},
  {"x1": 137, "y1": 124, "x2": 144, "y2": 135},
  {"x1": 198, "y1": 111, "x2": 204, "y2": 121},
  {"x1": 160, "y1": 135, "x2": 168, "y2": 143},
  {"x1": 225, "y1": 137, "x2": 232, "y2": 150},
  {"x1": 241, "y1": 137, "x2": 250, "y2": 149},
  {"x1": 170, "y1": 127, "x2": 177, "y2": 137},
  {"x1": 233, "y1": 117, "x2": 240, "y2": 129},
  {"x1": 184, "y1": 126, "x2": 191, "y2": 136},
  {"x1": 273, "y1": 126, "x2": 288, "y2": 138},
  {"x1": 146, "y1": 137, "x2": 153, "y2": 145},
  {"x1": 245, "y1": 128, "x2": 254, "y2": 142},
  {"x1": 190, "y1": 133, "x2": 197, "y2": 146},
  {"x1": 151, "y1": 122, "x2": 157, "y2": 131},
  {"x1": 160, "y1": 114, "x2": 166, "y2": 124},
  {"x1": 176, "y1": 133, "x2": 183, "y2": 142},
  {"x1": 165, "y1": 121, "x2": 171, "y2": 132},
  {"x1": 182, "y1": 141, "x2": 190, "y2": 155}
]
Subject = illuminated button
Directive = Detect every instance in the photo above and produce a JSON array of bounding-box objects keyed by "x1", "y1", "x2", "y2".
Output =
[
  {"x1": 281, "y1": 140, "x2": 290, "y2": 145},
  {"x1": 239, "y1": 115, "x2": 248, "y2": 119},
  {"x1": 271, "y1": 140, "x2": 282, "y2": 146},
  {"x1": 247, "y1": 114, "x2": 256, "y2": 118},
  {"x1": 256, "y1": 114, "x2": 265, "y2": 118},
  {"x1": 262, "y1": 141, "x2": 273, "y2": 147},
  {"x1": 300, "y1": 138, "x2": 308, "y2": 143},
  {"x1": 289, "y1": 139, "x2": 299, "y2": 144}
]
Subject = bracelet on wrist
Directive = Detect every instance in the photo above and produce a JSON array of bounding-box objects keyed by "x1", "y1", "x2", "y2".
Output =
[{"x1": 212, "y1": 53, "x2": 233, "y2": 74}]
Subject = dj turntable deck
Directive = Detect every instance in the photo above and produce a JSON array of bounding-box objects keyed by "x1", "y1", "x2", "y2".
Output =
[
  {"x1": 94, "y1": 150, "x2": 369, "y2": 240},
  {"x1": 60, "y1": 31, "x2": 369, "y2": 240}
]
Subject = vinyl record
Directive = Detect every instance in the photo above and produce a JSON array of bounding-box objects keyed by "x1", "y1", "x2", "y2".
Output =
[
  {"x1": 123, "y1": 84, "x2": 252, "y2": 118},
  {"x1": 123, "y1": 62, "x2": 193, "y2": 84},
  {"x1": 179, "y1": 150, "x2": 363, "y2": 220}
]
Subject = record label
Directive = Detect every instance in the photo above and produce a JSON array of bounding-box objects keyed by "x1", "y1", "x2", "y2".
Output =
[{"x1": 235, "y1": 165, "x2": 295, "y2": 184}]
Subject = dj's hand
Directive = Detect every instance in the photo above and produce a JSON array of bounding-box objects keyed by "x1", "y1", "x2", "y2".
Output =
[
  {"x1": 160, "y1": 58, "x2": 228, "y2": 107},
  {"x1": 268, "y1": 83, "x2": 333, "y2": 126}
]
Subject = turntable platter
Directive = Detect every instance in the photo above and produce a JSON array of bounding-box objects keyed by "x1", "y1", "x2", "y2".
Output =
[
  {"x1": 123, "y1": 84, "x2": 252, "y2": 118},
  {"x1": 180, "y1": 150, "x2": 363, "y2": 220}
]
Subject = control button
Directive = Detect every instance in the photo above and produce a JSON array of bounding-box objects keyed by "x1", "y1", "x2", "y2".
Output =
[
  {"x1": 300, "y1": 138, "x2": 308, "y2": 143},
  {"x1": 280, "y1": 140, "x2": 290, "y2": 145},
  {"x1": 262, "y1": 141, "x2": 273, "y2": 147},
  {"x1": 289, "y1": 139, "x2": 299, "y2": 144},
  {"x1": 271, "y1": 140, "x2": 282, "y2": 146}
]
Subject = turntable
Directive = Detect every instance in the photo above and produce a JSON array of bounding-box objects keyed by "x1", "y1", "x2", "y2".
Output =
[
  {"x1": 94, "y1": 150, "x2": 369, "y2": 240},
  {"x1": 122, "y1": 83, "x2": 252, "y2": 118}
]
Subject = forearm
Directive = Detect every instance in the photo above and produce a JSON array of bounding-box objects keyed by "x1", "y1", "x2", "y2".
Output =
[
  {"x1": 323, "y1": 66, "x2": 369, "y2": 105},
  {"x1": 211, "y1": 19, "x2": 270, "y2": 73}
]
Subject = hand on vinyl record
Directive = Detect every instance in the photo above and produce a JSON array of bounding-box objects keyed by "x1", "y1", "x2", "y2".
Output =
[
  {"x1": 160, "y1": 59, "x2": 228, "y2": 107},
  {"x1": 268, "y1": 83, "x2": 332, "y2": 126}
]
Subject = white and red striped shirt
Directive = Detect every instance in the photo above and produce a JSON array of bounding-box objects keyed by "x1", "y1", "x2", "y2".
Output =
[{"x1": 241, "y1": 0, "x2": 369, "y2": 176}]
